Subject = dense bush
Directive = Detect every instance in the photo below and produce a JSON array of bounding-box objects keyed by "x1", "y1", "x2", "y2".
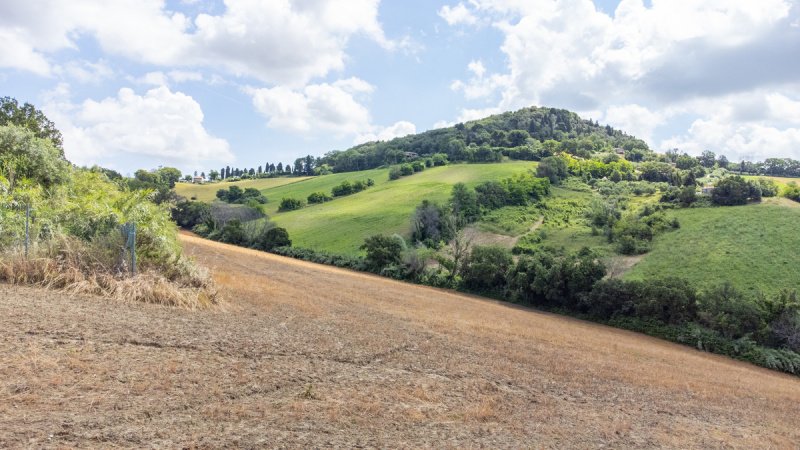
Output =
[
  {"x1": 536, "y1": 155, "x2": 569, "y2": 184},
  {"x1": 307, "y1": 191, "x2": 332, "y2": 204},
  {"x1": 331, "y1": 179, "x2": 371, "y2": 197},
  {"x1": 278, "y1": 197, "x2": 304, "y2": 211},
  {"x1": 271, "y1": 246, "x2": 365, "y2": 271},
  {"x1": 460, "y1": 246, "x2": 513, "y2": 292},
  {"x1": 360, "y1": 234, "x2": 404, "y2": 272},
  {"x1": 216, "y1": 186, "x2": 267, "y2": 204},
  {"x1": 784, "y1": 182, "x2": 800, "y2": 202},
  {"x1": 411, "y1": 200, "x2": 455, "y2": 246},
  {"x1": 712, "y1": 176, "x2": 761, "y2": 205}
]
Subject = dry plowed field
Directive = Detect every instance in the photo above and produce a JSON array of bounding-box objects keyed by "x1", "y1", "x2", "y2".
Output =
[{"x1": 2, "y1": 234, "x2": 799, "y2": 448}]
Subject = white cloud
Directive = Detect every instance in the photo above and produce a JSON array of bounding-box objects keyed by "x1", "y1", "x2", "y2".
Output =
[
  {"x1": 54, "y1": 59, "x2": 114, "y2": 84},
  {"x1": 659, "y1": 91, "x2": 800, "y2": 160},
  {"x1": 602, "y1": 104, "x2": 667, "y2": 143},
  {"x1": 247, "y1": 77, "x2": 415, "y2": 144},
  {"x1": 439, "y1": 0, "x2": 800, "y2": 158},
  {"x1": 0, "y1": 0, "x2": 398, "y2": 85},
  {"x1": 355, "y1": 121, "x2": 417, "y2": 144},
  {"x1": 247, "y1": 78, "x2": 374, "y2": 135},
  {"x1": 438, "y1": 3, "x2": 478, "y2": 26},
  {"x1": 42, "y1": 84, "x2": 232, "y2": 167}
]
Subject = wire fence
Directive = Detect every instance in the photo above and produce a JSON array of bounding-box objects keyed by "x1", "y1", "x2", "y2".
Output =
[{"x1": 2, "y1": 202, "x2": 137, "y2": 276}]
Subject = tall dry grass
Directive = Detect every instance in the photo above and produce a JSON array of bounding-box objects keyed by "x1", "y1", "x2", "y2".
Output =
[{"x1": 0, "y1": 236, "x2": 219, "y2": 309}]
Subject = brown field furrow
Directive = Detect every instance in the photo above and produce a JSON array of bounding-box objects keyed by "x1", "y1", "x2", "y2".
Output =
[{"x1": 1, "y1": 233, "x2": 798, "y2": 448}]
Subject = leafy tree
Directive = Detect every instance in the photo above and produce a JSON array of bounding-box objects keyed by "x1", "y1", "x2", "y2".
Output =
[
  {"x1": 209, "y1": 169, "x2": 220, "y2": 181},
  {"x1": 636, "y1": 277, "x2": 698, "y2": 325},
  {"x1": 450, "y1": 182, "x2": 479, "y2": 224},
  {"x1": 717, "y1": 154, "x2": 729, "y2": 169},
  {"x1": 461, "y1": 246, "x2": 513, "y2": 292},
  {"x1": 361, "y1": 234, "x2": 404, "y2": 272},
  {"x1": 536, "y1": 155, "x2": 569, "y2": 184},
  {"x1": 0, "y1": 97, "x2": 63, "y2": 153},
  {"x1": 474, "y1": 181, "x2": 510, "y2": 210},
  {"x1": 675, "y1": 153, "x2": 699, "y2": 170},
  {"x1": 411, "y1": 200, "x2": 455, "y2": 245},
  {"x1": 712, "y1": 176, "x2": 760, "y2": 206},
  {"x1": 0, "y1": 125, "x2": 69, "y2": 192},
  {"x1": 699, "y1": 150, "x2": 716, "y2": 168}
]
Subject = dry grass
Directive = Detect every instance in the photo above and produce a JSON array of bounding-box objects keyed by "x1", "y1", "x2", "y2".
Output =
[
  {"x1": 1, "y1": 233, "x2": 798, "y2": 448},
  {"x1": 0, "y1": 237, "x2": 219, "y2": 309}
]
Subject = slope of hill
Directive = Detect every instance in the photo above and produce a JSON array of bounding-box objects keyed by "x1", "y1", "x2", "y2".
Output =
[
  {"x1": 3, "y1": 234, "x2": 798, "y2": 447},
  {"x1": 175, "y1": 176, "x2": 312, "y2": 202},
  {"x1": 624, "y1": 199, "x2": 800, "y2": 294},
  {"x1": 319, "y1": 106, "x2": 650, "y2": 173},
  {"x1": 263, "y1": 162, "x2": 535, "y2": 254}
]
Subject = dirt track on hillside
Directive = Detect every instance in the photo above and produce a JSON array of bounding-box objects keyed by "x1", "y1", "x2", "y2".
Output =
[{"x1": 1, "y1": 234, "x2": 799, "y2": 448}]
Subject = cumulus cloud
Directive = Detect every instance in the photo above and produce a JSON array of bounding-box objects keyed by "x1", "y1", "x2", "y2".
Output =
[
  {"x1": 438, "y1": 3, "x2": 478, "y2": 26},
  {"x1": 355, "y1": 121, "x2": 417, "y2": 144},
  {"x1": 247, "y1": 77, "x2": 415, "y2": 143},
  {"x1": 247, "y1": 77, "x2": 374, "y2": 135},
  {"x1": 42, "y1": 84, "x2": 232, "y2": 168},
  {"x1": 0, "y1": 0, "x2": 398, "y2": 85},
  {"x1": 439, "y1": 0, "x2": 800, "y2": 158}
]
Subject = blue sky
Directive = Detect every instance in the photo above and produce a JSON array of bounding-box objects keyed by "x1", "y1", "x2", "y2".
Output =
[{"x1": 2, "y1": 0, "x2": 799, "y2": 175}]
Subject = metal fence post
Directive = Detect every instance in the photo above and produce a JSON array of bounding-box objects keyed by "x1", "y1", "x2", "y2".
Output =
[
  {"x1": 24, "y1": 203, "x2": 30, "y2": 259},
  {"x1": 130, "y1": 222, "x2": 136, "y2": 276}
]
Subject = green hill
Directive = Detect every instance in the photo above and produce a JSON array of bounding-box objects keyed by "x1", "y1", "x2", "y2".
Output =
[
  {"x1": 260, "y1": 162, "x2": 536, "y2": 254},
  {"x1": 175, "y1": 176, "x2": 312, "y2": 202},
  {"x1": 624, "y1": 199, "x2": 800, "y2": 295},
  {"x1": 319, "y1": 106, "x2": 650, "y2": 173}
]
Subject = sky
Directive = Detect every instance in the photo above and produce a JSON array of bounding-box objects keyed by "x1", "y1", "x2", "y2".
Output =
[{"x1": 1, "y1": 0, "x2": 799, "y2": 176}]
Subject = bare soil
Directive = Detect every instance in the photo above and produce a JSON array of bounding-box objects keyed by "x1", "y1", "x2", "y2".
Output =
[{"x1": 1, "y1": 234, "x2": 799, "y2": 448}]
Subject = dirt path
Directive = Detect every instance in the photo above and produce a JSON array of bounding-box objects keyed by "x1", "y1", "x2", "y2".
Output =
[
  {"x1": 466, "y1": 216, "x2": 544, "y2": 249},
  {"x1": 1, "y1": 234, "x2": 799, "y2": 448}
]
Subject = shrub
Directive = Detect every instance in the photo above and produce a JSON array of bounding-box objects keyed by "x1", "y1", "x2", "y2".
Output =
[
  {"x1": 278, "y1": 197, "x2": 304, "y2": 211},
  {"x1": 411, "y1": 161, "x2": 425, "y2": 172},
  {"x1": 698, "y1": 283, "x2": 766, "y2": 340},
  {"x1": 712, "y1": 176, "x2": 761, "y2": 205},
  {"x1": 536, "y1": 155, "x2": 569, "y2": 184},
  {"x1": 411, "y1": 200, "x2": 455, "y2": 245},
  {"x1": 361, "y1": 234, "x2": 404, "y2": 272},
  {"x1": 389, "y1": 167, "x2": 402, "y2": 180},
  {"x1": 635, "y1": 277, "x2": 698, "y2": 325},
  {"x1": 400, "y1": 164, "x2": 414, "y2": 176},
  {"x1": 307, "y1": 191, "x2": 332, "y2": 204},
  {"x1": 461, "y1": 246, "x2": 513, "y2": 292}
]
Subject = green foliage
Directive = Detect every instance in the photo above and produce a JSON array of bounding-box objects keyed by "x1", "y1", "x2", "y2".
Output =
[
  {"x1": 278, "y1": 197, "x2": 304, "y2": 212},
  {"x1": 752, "y1": 178, "x2": 779, "y2": 197},
  {"x1": 215, "y1": 185, "x2": 267, "y2": 204},
  {"x1": 411, "y1": 200, "x2": 455, "y2": 246},
  {"x1": 639, "y1": 161, "x2": 676, "y2": 183},
  {"x1": 450, "y1": 182, "x2": 480, "y2": 225},
  {"x1": 536, "y1": 155, "x2": 569, "y2": 184},
  {"x1": 331, "y1": 179, "x2": 370, "y2": 197},
  {"x1": 361, "y1": 234, "x2": 404, "y2": 272},
  {"x1": 712, "y1": 175, "x2": 761, "y2": 205},
  {"x1": 461, "y1": 246, "x2": 513, "y2": 292},
  {"x1": 318, "y1": 106, "x2": 648, "y2": 173},
  {"x1": 171, "y1": 200, "x2": 211, "y2": 228},
  {"x1": 307, "y1": 191, "x2": 332, "y2": 204},
  {"x1": 784, "y1": 182, "x2": 800, "y2": 202},
  {"x1": 0, "y1": 97, "x2": 63, "y2": 153},
  {"x1": 660, "y1": 186, "x2": 697, "y2": 206},
  {"x1": 501, "y1": 172, "x2": 550, "y2": 205},
  {"x1": 0, "y1": 125, "x2": 69, "y2": 192}
]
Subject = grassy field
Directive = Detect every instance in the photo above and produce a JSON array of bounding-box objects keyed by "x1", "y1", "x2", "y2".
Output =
[
  {"x1": 175, "y1": 176, "x2": 312, "y2": 202},
  {"x1": 743, "y1": 175, "x2": 800, "y2": 189},
  {"x1": 625, "y1": 202, "x2": 800, "y2": 295},
  {"x1": 264, "y1": 162, "x2": 536, "y2": 254}
]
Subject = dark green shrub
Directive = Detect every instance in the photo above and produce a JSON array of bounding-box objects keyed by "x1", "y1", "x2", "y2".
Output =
[
  {"x1": 361, "y1": 234, "x2": 404, "y2": 272},
  {"x1": 278, "y1": 197, "x2": 304, "y2": 211},
  {"x1": 307, "y1": 192, "x2": 332, "y2": 204},
  {"x1": 461, "y1": 246, "x2": 512, "y2": 292}
]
